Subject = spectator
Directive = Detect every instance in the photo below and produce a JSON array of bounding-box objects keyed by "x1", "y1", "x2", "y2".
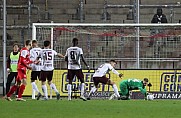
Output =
[
  {"x1": 149, "y1": 8, "x2": 167, "y2": 47},
  {"x1": 151, "y1": 8, "x2": 167, "y2": 23}
]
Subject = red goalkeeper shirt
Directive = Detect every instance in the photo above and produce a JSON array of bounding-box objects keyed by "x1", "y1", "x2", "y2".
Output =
[{"x1": 17, "y1": 47, "x2": 33, "y2": 70}]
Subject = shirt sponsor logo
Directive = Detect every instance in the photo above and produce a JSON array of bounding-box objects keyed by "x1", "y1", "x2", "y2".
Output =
[{"x1": 10, "y1": 60, "x2": 18, "y2": 64}]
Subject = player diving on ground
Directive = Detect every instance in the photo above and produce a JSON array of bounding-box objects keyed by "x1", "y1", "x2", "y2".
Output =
[{"x1": 109, "y1": 78, "x2": 150, "y2": 100}]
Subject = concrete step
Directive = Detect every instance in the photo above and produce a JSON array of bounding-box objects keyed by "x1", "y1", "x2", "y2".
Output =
[
  {"x1": 83, "y1": 19, "x2": 103, "y2": 23},
  {"x1": 7, "y1": 9, "x2": 24, "y2": 14},
  {"x1": 85, "y1": 9, "x2": 103, "y2": 15},
  {"x1": 7, "y1": 15, "x2": 19, "y2": 20},
  {"x1": 7, "y1": 0, "x2": 27, "y2": 5},
  {"x1": 139, "y1": 14, "x2": 155, "y2": 23},
  {"x1": 23, "y1": 8, "x2": 39, "y2": 15},
  {"x1": 85, "y1": 14, "x2": 101, "y2": 20},
  {"x1": 67, "y1": 20, "x2": 82, "y2": 23},
  {"x1": 48, "y1": 4, "x2": 78, "y2": 9},
  {"x1": 106, "y1": 0, "x2": 129, "y2": 4},
  {"x1": 17, "y1": 14, "x2": 39, "y2": 20},
  {"x1": 48, "y1": 8, "x2": 66, "y2": 14},
  {"x1": 111, "y1": 14, "x2": 127, "y2": 20},
  {"x1": 65, "y1": 8, "x2": 77, "y2": 15},
  {"x1": 47, "y1": 8, "x2": 77, "y2": 15},
  {"x1": 84, "y1": 4, "x2": 104, "y2": 9},
  {"x1": 107, "y1": 8, "x2": 129, "y2": 15},
  {"x1": 51, "y1": 19, "x2": 70, "y2": 23},
  {"x1": 51, "y1": 14, "x2": 72, "y2": 21},
  {"x1": 6, "y1": 19, "x2": 15, "y2": 25},
  {"x1": 32, "y1": 0, "x2": 45, "y2": 4},
  {"x1": 48, "y1": 0, "x2": 79, "y2": 4},
  {"x1": 141, "y1": 0, "x2": 179, "y2": 4},
  {"x1": 13, "y1": 19, "x2": 28, "y2": 25},
  {"x1": 84, "y1": 0, "x2": 105, "y2": 4}
]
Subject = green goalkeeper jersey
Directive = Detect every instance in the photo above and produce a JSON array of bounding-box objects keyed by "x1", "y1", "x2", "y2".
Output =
[{"x1": 121, "y1": 79, "x2": 147, "y2": 94}]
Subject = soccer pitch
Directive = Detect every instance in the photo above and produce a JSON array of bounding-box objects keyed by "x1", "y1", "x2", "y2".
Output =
[{"x1": 0, "y1": 99, "x2": 181, "y2": 118}]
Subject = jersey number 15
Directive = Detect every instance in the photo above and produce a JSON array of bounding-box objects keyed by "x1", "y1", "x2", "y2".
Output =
[{"x1": 44, "y1": 52, "x2": 52, "y2": 60}]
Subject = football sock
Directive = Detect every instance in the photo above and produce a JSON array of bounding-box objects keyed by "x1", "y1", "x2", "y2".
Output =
[
  {"x1": 7, "y1": 85, "x2": 18, "y2": 97},
  {"x1": 88, "y1": 86, "x2": 97, "y2": 97},
  {"x1": 67, "y1": 84, "x2": 72, "y2": 97},
  {"x1": 32, "y1": 89, "x2": 36, "y2": 99},
  {"x1": 31, "y1": 82, "x2": 40, "y2": 93},
  {"x1": 50, "y1": 83, "x2": 59, "y2": 94},
  {"x1": 42, "y1": 84, "x2": 48, "y2": 98},
  {"x1": 18, "y1": 84, "x2": 26, "y2": 98},
  {"x1": 15, "y1": 87, "x2": 19, "y2": 96},
  {"x1": 112, "y1": 84, "x2": 120, "y2": 97},
  {"x1": 80, "y1": 83, "x2": 85, "y2": 96}
]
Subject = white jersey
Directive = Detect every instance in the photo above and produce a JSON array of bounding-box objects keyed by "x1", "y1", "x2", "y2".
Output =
[
  {"x1": 65, "y1": 46, "x2": 83, "y2": 70},
  {"x1": 93, "y1": 63, "x2": 119, "y2": 77},
  {"x1": 30, "y1": 47, "x2": 42, "y2": 71},
  {"x1": 39, "y1": 48, "x2": 57, "y2": 71}
]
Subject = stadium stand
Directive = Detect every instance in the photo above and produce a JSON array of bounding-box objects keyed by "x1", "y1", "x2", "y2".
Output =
[
  {"x1": 0, "y1": 0, "x2": 181, "y2": 96},
  {"x1": 0, "y1": 0, "x2": 181, "y2": 64}
]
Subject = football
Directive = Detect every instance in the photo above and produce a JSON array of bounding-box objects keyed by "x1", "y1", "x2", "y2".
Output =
[{"x1": 147, "y1": 94, "x2": 154, "y2": 100}]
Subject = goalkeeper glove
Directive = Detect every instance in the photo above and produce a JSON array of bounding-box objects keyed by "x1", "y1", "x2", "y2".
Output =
[{"x1": 119, "y1": 73, "x2": 123, "y2": 78}]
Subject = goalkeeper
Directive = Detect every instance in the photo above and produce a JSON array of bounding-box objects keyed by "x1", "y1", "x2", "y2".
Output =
[{"x1": 109, "y1": 78, "x2": 149, "y2": 100}]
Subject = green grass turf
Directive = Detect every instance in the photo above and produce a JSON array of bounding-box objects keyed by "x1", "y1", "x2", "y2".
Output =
[{"x1": 0, "y1": 98, "x2": 181, "y2": 118}]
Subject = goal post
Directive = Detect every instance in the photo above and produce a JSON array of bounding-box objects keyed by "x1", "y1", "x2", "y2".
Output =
[
  {"x1": 31, "y1": 23, "x2": 181, "y2": 99},
  {"x1": 32, "y1": 23, "x2": 181, "y2": 69}
]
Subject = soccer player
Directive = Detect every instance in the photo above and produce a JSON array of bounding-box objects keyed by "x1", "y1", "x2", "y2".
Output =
[
  {"x1": 30, "y1": 40, "x2": 42, "y2": 100},
  {"x1": 65, "y1": 38, "x2": 90, "y2": 101},
  {"x1": 5, "y1": 40, "x2": 36, "y2": 101},
  {"x1": 87, "y1": 60, "x2": 123, "y2": 100},
  {"x1": 6, "y1": 44, "x2": 20, "y2": 96},
  {"x1": 110, "y1": 78, "x2": 149, "y2": 100},
  {"x1": 39, "y1": 40, "x2": 64, "y2": 100}
]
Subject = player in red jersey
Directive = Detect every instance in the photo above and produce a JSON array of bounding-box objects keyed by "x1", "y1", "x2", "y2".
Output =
[{"x1": 5, "y1": 40, "x2": 38, "y2": 101}]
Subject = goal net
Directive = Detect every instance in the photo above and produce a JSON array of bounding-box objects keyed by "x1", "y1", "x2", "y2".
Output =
[
  {"x1": 31, "y1": 23, "x2": 181, "y2": 99},
  {"x1": 32, "y1": 23, "x2": 181, "y2": 69}
]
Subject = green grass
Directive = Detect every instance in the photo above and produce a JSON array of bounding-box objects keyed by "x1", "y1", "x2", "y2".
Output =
[{"x1": 0, "y1": 98, "x2": 181, "y2": 118}]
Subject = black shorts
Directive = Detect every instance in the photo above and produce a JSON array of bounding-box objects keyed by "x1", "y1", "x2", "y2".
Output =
[
  {"x1": 40, "y1": 70, "x2": 53, "y2": 82},
  {"x1": 31, "y1": 71, "x2": 41, "y2": 81},
  {"x1": 67, "y1": 69, "x2": 84, "y2": 83},
  {"x1": 93, "y1": 76, "x2": 110, "y2": 86}
]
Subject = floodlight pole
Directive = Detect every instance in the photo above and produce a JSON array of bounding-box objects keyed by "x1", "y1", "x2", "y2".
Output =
[
  {"x1": 3, "y1": 0, "x2": 7, "y2": 95},
  {"x1": 79, "y1": 0, "x2": 84, "y2": 23},
  {"x1": 28, "y1": 0, "x2": 32, "y2": 40},
  {"x1": 135, "y1": 0, "x2": 140, "y2": 69}
]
